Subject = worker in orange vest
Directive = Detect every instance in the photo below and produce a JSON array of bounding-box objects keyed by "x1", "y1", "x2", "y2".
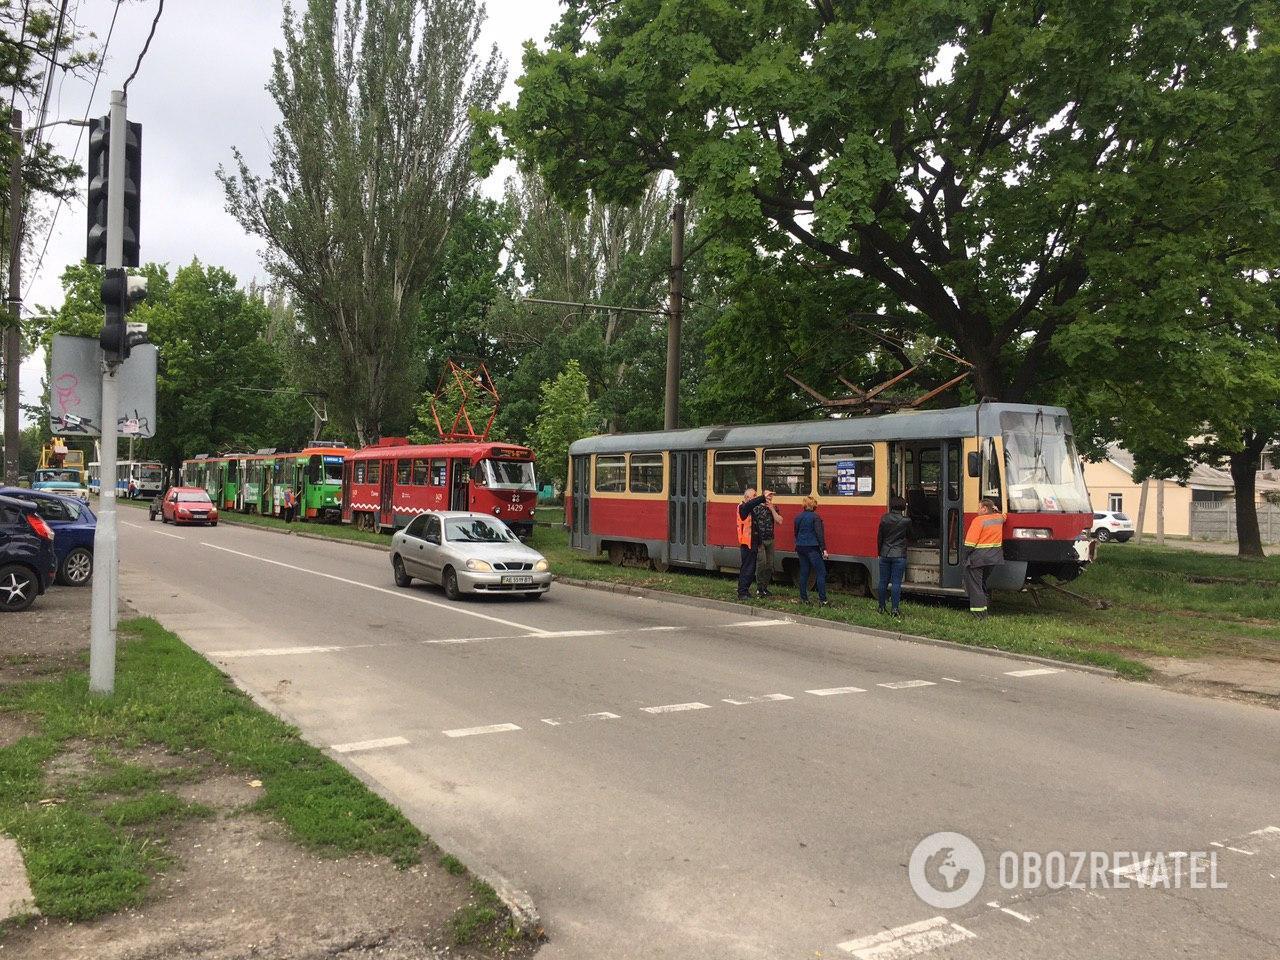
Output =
[
  {"x1": 963, "y1": 498, "x2": 1005, "y2": 618},
  {"x1": 736, "y1": 486, "x2": 771, "y2": 600}
]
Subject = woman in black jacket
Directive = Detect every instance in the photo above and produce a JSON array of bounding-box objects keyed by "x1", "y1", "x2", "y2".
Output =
[{"x1": 876, "y1": 495, "x2": 912, "y2": 616}]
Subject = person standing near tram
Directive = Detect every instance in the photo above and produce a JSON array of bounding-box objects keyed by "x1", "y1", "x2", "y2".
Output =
[
  {"x1": 752, "y1": 490, "x2": 784, "y2": 597},
  {"x1": 963, "y1": 498, "x2": 1006, "y2": 618},
  {"x1": 736, "y1": 487, "x2": 771, "y2": 601}
]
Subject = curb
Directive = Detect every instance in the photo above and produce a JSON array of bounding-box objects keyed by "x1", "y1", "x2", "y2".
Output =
[{"x1": 555, "y1": 577, "x2": 1119, "y2": 678}]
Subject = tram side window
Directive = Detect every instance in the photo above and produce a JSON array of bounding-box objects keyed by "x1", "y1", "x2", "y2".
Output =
[
  {"x1": 713, "y1": 450, "x2": 758, "y2": 496},
  {"x1": 412, "y1": 458, "x2": 430, "y2": 485},
  {"x1": 629, "y1": 454, "x2": 664, "y2": 493},
  {"x1": 818, "y1": 445, "x2": 875, "y2": 496},
  {"x1": 396, "y1": 460, "x2": 411, "y2": 485},
  {"x1": 594, "y1": 455, "x2": 627, "y2": 493},
  {"x1": 368, "y1": 461, "x2": 381, "y2": 484},
  {"x1": 763, "y1": 447, "x2": 811, "y2": 496},
  {"x1": 430, "y1": 459, "x2": 447, "y2": 486},
  {"x1": 354, "y1": 462, "x2": 366, "y2": 483}
]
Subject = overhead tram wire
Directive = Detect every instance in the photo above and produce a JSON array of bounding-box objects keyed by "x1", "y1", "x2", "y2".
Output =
[
  {"x1": 22, "y1": 0, "x2": 123, "y2": 301},
  {"x1": 122, "y1": 0, "x2": 163, "y2": 94}
]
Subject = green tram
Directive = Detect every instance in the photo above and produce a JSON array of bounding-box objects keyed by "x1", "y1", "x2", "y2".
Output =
[{"x1": 181, "y1": 445, "x2": 348, "y2": 521}]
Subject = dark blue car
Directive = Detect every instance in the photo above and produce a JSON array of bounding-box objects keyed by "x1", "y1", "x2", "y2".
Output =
[
  {"x1": 0, "y1": 488, "x2": 97, "y2": 587},
  {"x1": 0, "y1": 493, "x2": 58, "y2": 612}
]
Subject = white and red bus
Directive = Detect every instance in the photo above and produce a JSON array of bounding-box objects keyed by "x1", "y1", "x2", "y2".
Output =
[
  {"x1": 566, "y1": 403, "x2": 1095, "y2": 597},
  {"x1": 342, "y1": 439, "x2": 538, "y2": 537}
]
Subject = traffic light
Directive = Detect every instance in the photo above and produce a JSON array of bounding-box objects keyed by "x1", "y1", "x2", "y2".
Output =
[
  {"x1": 99, "y1": 268, "x2": 149, "y2": 362},
  {"x1": 85, "y1": 116, "x2": 142, "y2": 267}
]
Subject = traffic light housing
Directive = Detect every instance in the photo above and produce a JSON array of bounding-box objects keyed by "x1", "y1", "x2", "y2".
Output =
[
  {"x1": 99, "y1": 268, "x2": 149, "y2": 362},
  {"x1": 86, "y1": 116, "x2": 142, "y2": 267}
]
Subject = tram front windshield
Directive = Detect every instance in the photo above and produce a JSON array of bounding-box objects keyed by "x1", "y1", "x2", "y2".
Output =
[
  {"x1": 480, "y1": 459, "x2": 536, "y2": 491},
  {"x1": 1000, "y1": 411, "x2": 1091, "y2": 513}
]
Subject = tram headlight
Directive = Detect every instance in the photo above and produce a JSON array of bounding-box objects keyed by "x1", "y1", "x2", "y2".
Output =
[
  {"x1": 534, "y1": 559, "x2": 549, "y2": 573},
  {"x1": 1011, "y1": 527, "x2": 1051, "y2": 539},
  {"x1": 465, "y1": 558, "x2": 493, "y2": 572}
]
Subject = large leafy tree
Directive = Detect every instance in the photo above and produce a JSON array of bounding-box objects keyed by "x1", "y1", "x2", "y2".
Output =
[
  {"x1": 220, "y1": 0, "x2": 504, "y2": 444},
  {"x1": 493, "y1": 0, "x2": 1280, "y2": 403}
]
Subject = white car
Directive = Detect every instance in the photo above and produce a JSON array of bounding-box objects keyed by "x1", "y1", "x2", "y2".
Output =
[
  {"x1": 1092, "y1": 511, "x2": 1135, "y2": 542},
  {"x1": 390, "y1": 511, "x2": 552, "y2": 600}
]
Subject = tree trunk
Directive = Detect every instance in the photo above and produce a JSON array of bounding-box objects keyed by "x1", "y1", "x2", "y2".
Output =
[{"x1": 1230, "y1": 450, "x2": 1265, "y2": 560}]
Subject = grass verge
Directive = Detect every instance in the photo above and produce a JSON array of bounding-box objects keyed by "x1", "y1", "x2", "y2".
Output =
[{"x1": 0, "y1": 617, "x2": 424, "y2": 920}]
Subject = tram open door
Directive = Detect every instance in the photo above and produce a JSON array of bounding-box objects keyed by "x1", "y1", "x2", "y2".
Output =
[{"x1": 889, "y1": 440, "x2": 964, "y2": 591}]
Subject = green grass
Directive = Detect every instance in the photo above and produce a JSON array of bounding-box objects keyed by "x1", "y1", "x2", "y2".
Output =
[
  {"x1": 0, "y1": 618, "x2": 426, "y2": 920},
  {"x1": 449, "y1": 878, "x2": 510, "y2": 946},
  {"x1": 439, "y1": 852, "x2": 467, "y2": 875}
]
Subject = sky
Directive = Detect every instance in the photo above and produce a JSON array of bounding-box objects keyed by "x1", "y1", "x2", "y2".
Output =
[{"x1": 17, "y1": 0, "x2": 563, "y2": 423}]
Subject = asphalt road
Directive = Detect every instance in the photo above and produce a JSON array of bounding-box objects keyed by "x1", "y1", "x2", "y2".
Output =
[{"x1": 116, "y1": 516, "x2": 1280, "y2": 960}]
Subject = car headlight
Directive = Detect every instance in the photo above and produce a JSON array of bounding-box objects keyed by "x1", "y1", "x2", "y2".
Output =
[
  {"x1": 534, "y1": 559, "x2": 549, "y2": 572},
  {"x1": 465, "y1": 558, "x2": 493, "y2": 572},
  {"x1": 1012, "y1": 527, "x2": 1052, "y2": 539}
]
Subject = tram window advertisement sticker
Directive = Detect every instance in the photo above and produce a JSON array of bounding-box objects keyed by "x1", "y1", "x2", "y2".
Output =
[{"x1": 836, "y1": 460, "x2": 863, "y2": 495}]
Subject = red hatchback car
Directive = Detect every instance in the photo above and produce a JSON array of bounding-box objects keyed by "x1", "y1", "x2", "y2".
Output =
[{"x1": 151, "y1": 487, "x2": 219, "y2": 526}]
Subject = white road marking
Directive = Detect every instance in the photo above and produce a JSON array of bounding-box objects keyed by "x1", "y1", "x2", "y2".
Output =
[
  {"x1": 201, "y1": 542, "x2": 548, "y2": 634},
  {"x1": 540, "y1": 712, "x2": 621, "y2": 727},
  {"x1": 940, "y1": 677, "x2": 961, "y2": 683},
  {"x1": 423, "y1": 638, "x2": 472, "y2": 645},
  {"x1": 443, "y1": 723, "x2": 522, "y2": 738},
  {"x1": 534, "y1": 629, "x2": 612, "y2": 638},
  {"x1": 641, "y1": 702, "x2": 711, "y2": 714},
  {"x1": 636, "y1": 625, "x2": 681, "y2": 632},
  {"x1": 1004, "y1": 667, "x2": 1063, "y2": 677},
  {"x1": 1250, "y1": 826, "x2": 1280, "y2": 835},
  {"x1": 722, "y1": 693, "x2": 794, "y2": 706},
  {"x1": 986, "y1": 901, "x2": 1033, "y2": 923},
  {"x1": 837, "y1": 916, "x2": 976, "y2": 958},
  {"x1": 331, "y1": 736, "x2": 409, "y2": 754},
  {"x1": 878, "y1": 680, "x2": 936, "y2": 690},
  {"x1": 725, "y1": 619, "x2": 792, "y2": 628},
  {"x1": 210, "y1": 645, "x2": 345, "y2": 658},
  {"x1": 806, "y1": 686, "x2": 867, "y2": 696},
  {"x1": 122, "y1": 519, "x2": 187, "y2": 540},
  {"x1": 1226, "y1": 847, "x2": 1256, "y2": 856}
]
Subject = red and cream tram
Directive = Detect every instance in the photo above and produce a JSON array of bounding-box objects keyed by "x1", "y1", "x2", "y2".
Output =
[
  {"x1": 566, "y1": 403, "x2": 1095, "y2": 596},
  {"x1": 342, "y1": 439, "x2": 538, "y2": 537}
]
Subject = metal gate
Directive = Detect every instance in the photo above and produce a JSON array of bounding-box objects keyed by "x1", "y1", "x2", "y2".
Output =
[
  {"x1": 570, "y1": 455, "x2": 590, "y2": 550},
  {"x1": 668, "y1": 451, "x2": 707, "y2": 565}
]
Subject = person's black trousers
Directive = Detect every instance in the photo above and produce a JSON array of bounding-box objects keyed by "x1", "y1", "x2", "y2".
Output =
[{"x1": 737, "y1": 545, "x2": 757, "y2": 598}]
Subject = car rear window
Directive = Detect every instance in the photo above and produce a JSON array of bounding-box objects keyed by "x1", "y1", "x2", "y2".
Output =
[{"x1": 1114, "y1": 513, "x2": 1130, "y2": 521}]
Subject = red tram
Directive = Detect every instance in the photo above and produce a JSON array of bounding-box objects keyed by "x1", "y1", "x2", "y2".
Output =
[
  {"x1": 566, "y1": 403, "x2": 1095, "y2": 596},
  {"x1": 342, "y1": 439, "x2": 537, "y2": 537}
]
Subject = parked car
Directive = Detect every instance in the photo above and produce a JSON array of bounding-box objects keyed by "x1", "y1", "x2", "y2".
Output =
[
  {"x1": 1092, "y1": 511, "x2": 1135, "y2": 542},
  {"x1": 390, "y1": 511, "x2": 551, "y2": 600},
  {"x1": 0, "y1": 493, "x2": 58, "y2": 612},
  {"x1": 154, "y1": 487, "x2": 219, "y2": 526},
  {"x1": 0, "y1": 488, "x2": 96, "y2": 586}
]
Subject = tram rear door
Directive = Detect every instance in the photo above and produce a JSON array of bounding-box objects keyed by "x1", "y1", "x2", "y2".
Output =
[
  {"x1": 891, "y1": 440, "x2": 964, "y2": 591},
  {"x1": 570, "y1": 455, "x2": 590, "y2": 550},
  {"x1": 668, "y1": 450, "x2": 706, "y2": 566},
  {"x1": 450, "y1": 460, "x2": 471, "y2": 511}
]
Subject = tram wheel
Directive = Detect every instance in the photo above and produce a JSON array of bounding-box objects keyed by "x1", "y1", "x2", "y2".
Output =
[
  {"x1": 650, "y1": 557, "x2": 670, "y2": 573},
  {"x1": 607, "y1": 544, "x2": 626, "y2": 566}
]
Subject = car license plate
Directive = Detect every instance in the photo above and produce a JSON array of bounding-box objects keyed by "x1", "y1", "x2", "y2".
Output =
[
  {"x1": 192, "y1": 512, "x2": 207, "y2": 519},
  {"x1": 501, "y1": 575, "x2": 533, "y2": 585}
]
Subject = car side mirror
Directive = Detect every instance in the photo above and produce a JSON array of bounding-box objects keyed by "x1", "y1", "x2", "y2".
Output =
[{"x1": 967, "y1": 451, "x2": 982, "y2": 478}]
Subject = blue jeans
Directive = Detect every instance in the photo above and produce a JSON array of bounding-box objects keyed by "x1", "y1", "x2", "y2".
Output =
[
  {"x1": 797, "y1": 546, "x2": 827, "y2": 601},
  {"x1": 878, "y1": 556, "x2": 907, "y2": 611}
]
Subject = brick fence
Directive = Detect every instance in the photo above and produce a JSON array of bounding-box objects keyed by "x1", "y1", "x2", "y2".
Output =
[{"x1": 1189, "y1": 501, "x2": 1280, "y2": 543}]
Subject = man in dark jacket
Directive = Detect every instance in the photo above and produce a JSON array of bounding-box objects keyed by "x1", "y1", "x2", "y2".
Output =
[
  {"x1": 876, "y1": 495, "x2": 912, "y2": 616},
  {"x1": 736, "y1": 487, "x2": 771, "y2": 600},
  {"x1": 752, "y1": 491, "x2": 783, "y2": 597}
]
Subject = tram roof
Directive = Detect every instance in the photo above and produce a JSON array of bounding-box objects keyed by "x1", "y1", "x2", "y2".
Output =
[
  {"x1": 345, "y1": 441, "x2": 533, "y2": 462},
  {"x1": 568, "y1": 403, "x2": 1073, "y2": 455}
]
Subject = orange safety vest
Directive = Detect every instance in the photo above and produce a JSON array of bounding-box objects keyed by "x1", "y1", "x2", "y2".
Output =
[
  {"x1": 964, "y1": 513, "x2": 1005, "y2": 550},
  {"x1": 736, "y1": 506, "x2": 753, "y2": 547}
]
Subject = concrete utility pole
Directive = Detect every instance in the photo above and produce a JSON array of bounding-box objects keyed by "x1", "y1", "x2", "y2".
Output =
[
  {"x1": 1156, "y1": 478, "x2": 1166, "y2": 546},
  {"x1": 3, "y1": 109, "x2": 21, "y2": 486},
  {"x1": 89, "y1": 90, "x2": 127, "y2": 696},
  {"x1": 1135, "y1": 478, "x2": 1150, "y2": 544},
  {"x1": 663, "y1": 199, "x2": 684, "y2": 431}
]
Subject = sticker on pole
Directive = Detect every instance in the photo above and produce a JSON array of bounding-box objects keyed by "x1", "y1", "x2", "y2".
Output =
[{"x1": 49, "y1": 334, "x2": 157, "y2": 438}]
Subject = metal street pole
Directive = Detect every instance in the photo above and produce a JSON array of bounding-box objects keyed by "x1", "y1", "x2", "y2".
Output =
[
  {"x1": 664, "y1": 199, "x2": 684, "y2": 431},
  {"x1": 3, "y1": 110, "x2": 21, "y2": 487},
  {"x1": 89, "y1": 90, "x2": 127, "y2": 695}
]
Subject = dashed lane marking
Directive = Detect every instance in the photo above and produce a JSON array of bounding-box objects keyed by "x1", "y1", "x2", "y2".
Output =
[
  {"x1": 641, "y1": 702, "x2": 712, "y2": 714},
  {"x1": 331, "y1": 736, "x2": 409, "y2": 754},
  {"x1": 210, "y1": 645, "x2": 346, "y2": 658},
  {"x1": 1249, "y1": 826, "x2": 1280, "y2": 835},
  {"x1": 1004, "y1": 667, "x2": 1063, "y2": 677},
  {"x1": 986, "y1": 901, "x2": 1033, "y2": 923},
  {"x1": 940, "y1": 677, "x2": 961, "y2": 683},
  {"x1": 540, "y1": 712, "x2": 621, "y2": 727},
  {"x1": 443, "y1": 723, "x2": 522, "y2": 738},
  {"x1": 201, "y1": 541, "x2": 548, "y2": 634},
  {"x1": 722, "y1": 693, "x2": 794, "y2": 706},
  {"x1": 837, "y1": 916, "x2": 976, "y2": 958},
  {"x1": 122, "y1": 519, "x2": 185, "y2": 540},
  {"x1": 877, "y1": 680, "x2": 936, "y2": 690},
  {"x1": 806, "y1": 686, "x2": 867, "y2": 696},
  {"x1": 724, "y1": 619, "x2": 793, "y2": 628}
]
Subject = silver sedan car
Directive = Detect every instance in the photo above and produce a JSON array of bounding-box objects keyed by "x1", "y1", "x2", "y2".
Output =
[{"x1": 390, "y1": 510, "x2": 552, "y2": 600}]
